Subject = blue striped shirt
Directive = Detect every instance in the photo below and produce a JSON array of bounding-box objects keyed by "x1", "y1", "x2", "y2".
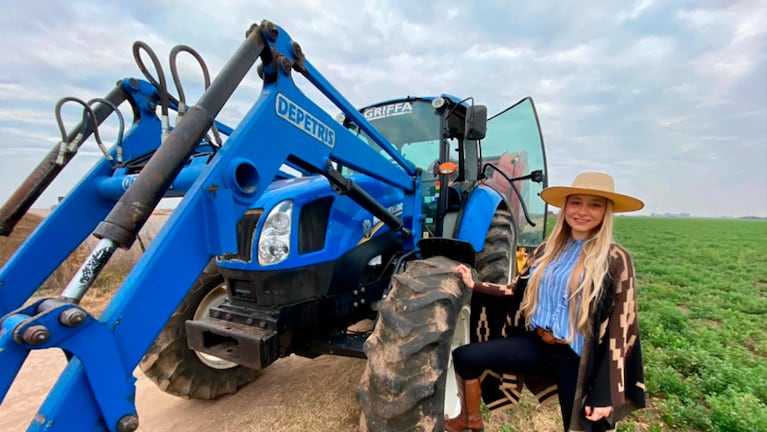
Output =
[{"x1": 529, "y1": 239, "x2": 585, "y2": 356}]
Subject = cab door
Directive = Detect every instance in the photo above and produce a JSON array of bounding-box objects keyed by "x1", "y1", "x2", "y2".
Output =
[
  {"x1": 481, "y1": 97, "x2": 549, "y2": 248},
  {"x1": 469, "y1": 98, "x2": 549, "y2": 347}
]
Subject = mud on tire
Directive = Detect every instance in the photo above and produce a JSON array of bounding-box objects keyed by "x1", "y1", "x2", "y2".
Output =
[
  {"x1": 140, "y1": 269, "x2": 257, "y2": 399},
  {"x1": 357, "y1": 256, "x2": 466, "y2": 432}
]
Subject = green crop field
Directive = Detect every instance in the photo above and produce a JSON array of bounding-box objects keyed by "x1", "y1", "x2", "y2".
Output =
[
  {"x1": 492, "y1": 217, "x2": 767, "y2": 432},
  {"x1": 497, "y1": 217, "x2": 767, "y2": 431},
  {"x1": 605, "y1": 217, "x2": 767, "y2": 431}
]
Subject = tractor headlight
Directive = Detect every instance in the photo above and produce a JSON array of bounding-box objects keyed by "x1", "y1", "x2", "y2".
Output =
[{"x1": 258, "y1": 200, "x2": 293, "y2": 265}]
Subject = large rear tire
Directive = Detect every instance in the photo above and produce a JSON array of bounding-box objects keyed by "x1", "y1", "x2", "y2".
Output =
[
  {"x1": 357, "y1": 256, "x2": 466, "y2": 432},
  {"x1": 476, "y1": 209, "x2": 516, "y2": 283},
  {"x1": 139, "y1": 269, "x2": 258, "y2": 399},
  {"x1": 471, "y1": 208, "x2": 517, "y2": 342}
]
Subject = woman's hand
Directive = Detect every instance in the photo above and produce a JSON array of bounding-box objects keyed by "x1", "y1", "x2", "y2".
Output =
[
  {"x1": 584, "y1": 405, "x2": 612, "y2": 422},
  {"x1": 454, "y1": 264, "x2": 475, "y2": 290}
]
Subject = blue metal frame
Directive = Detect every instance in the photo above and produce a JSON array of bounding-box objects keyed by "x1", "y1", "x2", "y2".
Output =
[{"x1": 0, "y1": 22, "x2": 426, "y2": 431}]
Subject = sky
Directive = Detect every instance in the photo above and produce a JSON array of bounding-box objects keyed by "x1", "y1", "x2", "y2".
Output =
[{"x1": 0, "y1": 0, "x2": 765, "y2": 218}]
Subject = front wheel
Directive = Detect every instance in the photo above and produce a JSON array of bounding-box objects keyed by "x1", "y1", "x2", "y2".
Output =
[
  {"x1": 139, "y1": 269, "x2": 258, "y2": 399},
  {"x1": 357, "y1": 256, "x2": 466, "y2": 432}
]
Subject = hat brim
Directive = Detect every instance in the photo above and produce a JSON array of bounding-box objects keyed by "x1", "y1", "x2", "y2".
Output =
[{"x1": 540, "y1": 186, "x2": 644, "y2": 213}]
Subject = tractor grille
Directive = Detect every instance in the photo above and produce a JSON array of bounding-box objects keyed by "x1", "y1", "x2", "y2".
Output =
[
  {"x1": 232, "y1": 208, "x2": 262, "y2": 261},
  {"x1": 223, "y1": 196, "x2": 331, "y2": 262},
  {"x1": 298, "y1": 197, "x2": 333, "y2": 254}
]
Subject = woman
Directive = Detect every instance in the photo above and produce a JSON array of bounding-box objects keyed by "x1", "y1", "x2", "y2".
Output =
[{"x1": 446, "y1": 172, "x2": 646, "y2": 432}]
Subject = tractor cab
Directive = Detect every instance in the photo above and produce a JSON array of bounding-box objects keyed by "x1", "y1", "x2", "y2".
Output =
[
  {"x1": 345, "y1": 95, "x2": 548, "y2": 247},
  {"x1": 344, "y1": 96, "x2": 477, "y2": 237}
]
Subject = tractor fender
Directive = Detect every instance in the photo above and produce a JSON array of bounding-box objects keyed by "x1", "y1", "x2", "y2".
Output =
[{"x1": 455, "y1": 185, "x2": 504, "y2": 253}]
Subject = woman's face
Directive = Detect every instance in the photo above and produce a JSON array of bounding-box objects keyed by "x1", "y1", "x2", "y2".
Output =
[{"x1": 564, "y1": 194, "x2": 608, "y2": 239}]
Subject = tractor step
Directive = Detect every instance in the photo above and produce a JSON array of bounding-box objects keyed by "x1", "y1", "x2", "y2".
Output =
[{"x1": 307, "y1": 330, "x2": 368, "y2": 359}]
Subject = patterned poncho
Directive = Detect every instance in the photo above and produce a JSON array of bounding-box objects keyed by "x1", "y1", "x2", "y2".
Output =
[{"x1": 469, "y1": 242, "x2": 646, "y2": 431}]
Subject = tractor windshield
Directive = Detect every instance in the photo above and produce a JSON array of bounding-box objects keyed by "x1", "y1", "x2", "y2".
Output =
[
  {"x1": 351, "y1": 100, "x2": 462, "y2": 177},
  {"x1": 346, "y1": 99, "x2": 459, "y2": 236},
  {"x1": 357, "y1": 100, "x2": 449, "y2": 171},
  {"x1": 362, "y1": 100, "x2": 440, "y2": 146}
]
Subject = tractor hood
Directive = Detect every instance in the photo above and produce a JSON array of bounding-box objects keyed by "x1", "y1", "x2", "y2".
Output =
[{"x1": 216, "y1": 173, "x2": 405, "y2": 271}]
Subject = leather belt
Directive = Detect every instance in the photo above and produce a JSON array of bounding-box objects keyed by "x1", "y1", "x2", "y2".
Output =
[{"x1": 535, "y1": 328, "x2": 567, "y2": 345}]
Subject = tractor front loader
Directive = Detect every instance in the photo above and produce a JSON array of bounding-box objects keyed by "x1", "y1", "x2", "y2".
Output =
[{"x1": 0, "y1": 19, "x2": 549, "y2": 432}]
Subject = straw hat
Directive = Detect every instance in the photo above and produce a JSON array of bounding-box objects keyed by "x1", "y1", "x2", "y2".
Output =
[{"x1": 540, "y1": 172, "x2": 644, "y2": 213}]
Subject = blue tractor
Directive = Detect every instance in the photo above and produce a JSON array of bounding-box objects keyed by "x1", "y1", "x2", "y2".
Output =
[{"x1": 0, "y1": 20, "x2": 548, "y2": 432}]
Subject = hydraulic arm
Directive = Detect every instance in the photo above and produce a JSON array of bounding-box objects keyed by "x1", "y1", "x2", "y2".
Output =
[{"x1": 0, "y1": 20, "x2": 420, "y2": 431}]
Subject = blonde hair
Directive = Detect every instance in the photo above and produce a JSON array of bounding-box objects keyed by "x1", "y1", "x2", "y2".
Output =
[{"x1": 520, "y1": 198, "x2": 615, "y2": 340}]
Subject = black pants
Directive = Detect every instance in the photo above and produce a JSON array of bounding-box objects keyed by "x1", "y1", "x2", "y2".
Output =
[{"x1": 452, "y1": 333, "x2": 606, "y2": 432}]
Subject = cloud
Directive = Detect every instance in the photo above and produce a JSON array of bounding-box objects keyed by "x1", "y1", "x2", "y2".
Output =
[{"x1": 0, "y1": 0, "x2": 764, "y2": 218}]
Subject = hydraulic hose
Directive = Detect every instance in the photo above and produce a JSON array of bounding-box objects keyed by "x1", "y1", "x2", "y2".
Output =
[
  {"x1": 93, "y1": 24, "x2": 268, "y2": 249},
  {"x1": 170, "y1": 44, "x2": 223, "y2": 146},
  {"x1": 54, "y1": 97, "x2": 108, "y2": 165},
  {"x1": 133, "y1": 41, "x2": 171, "y2": 140},
  {"x1": 88, "y1": 97, "x2": 125, "y2": 164},
  {"x1": 0, "y1": 86, "x2": 127, "y2": 237}
]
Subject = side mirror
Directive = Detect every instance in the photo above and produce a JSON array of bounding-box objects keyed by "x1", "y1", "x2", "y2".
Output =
[{"x1": 465, "y1": 105, "x2": 487, "y2": 140}]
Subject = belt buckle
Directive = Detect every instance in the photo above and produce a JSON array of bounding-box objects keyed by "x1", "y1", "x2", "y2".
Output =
[{"x1": 536, "y1": 328, "x2": 557, "y2": 344}]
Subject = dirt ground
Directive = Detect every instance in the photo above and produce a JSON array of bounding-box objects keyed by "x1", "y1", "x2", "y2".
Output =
[
  {"x1": 0, "y1": 211, "x2": 564, "y2": 432},
  {"x1": 0, "y1": 349, "x2": 367, "y2": 432},
  {"x1": 0, "y1": 348, "x2": 565, "y2": 432},
  {"x1": 2, "y1": 349, "x2": 567, "y2": 432}
]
